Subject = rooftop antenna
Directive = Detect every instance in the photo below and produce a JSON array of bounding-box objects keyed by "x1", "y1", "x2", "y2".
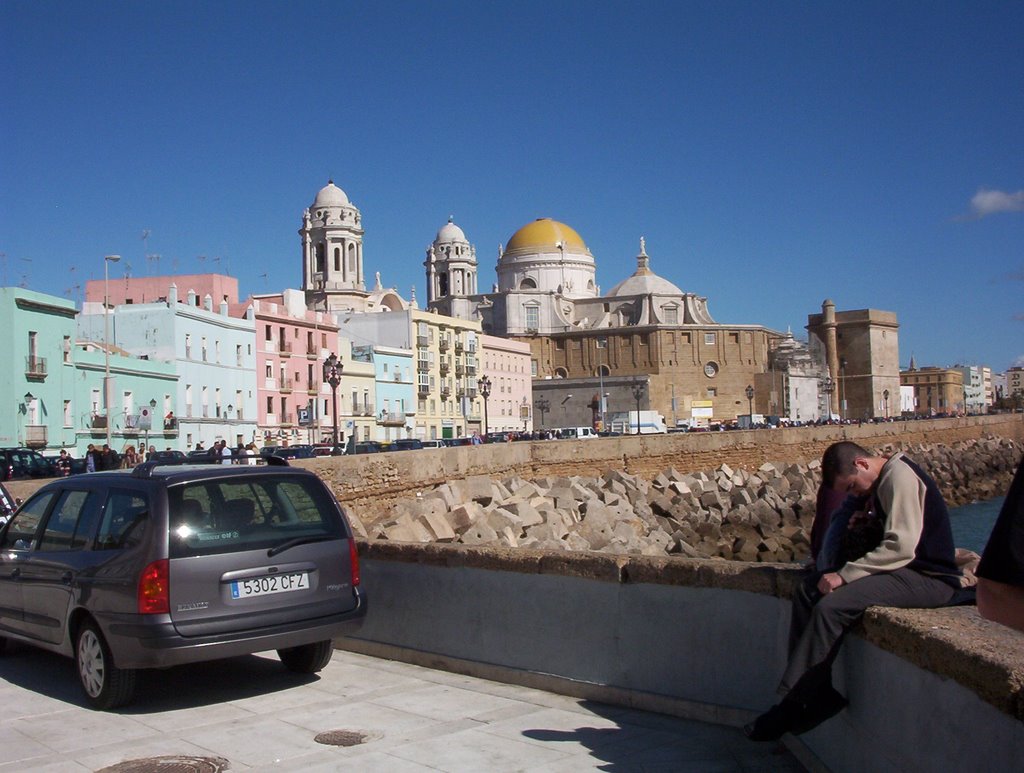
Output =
[
  {"x1": 141, "y1": 229, "x2": 151, "y2": 261},
  {"x1": 259, "y1": 272, "x2": 268, "y2": 289},
  {"x1": 147, "y1": 253, "x2": 161, "y2": 275},
  {"x1": 19, "y1": 257, "x2": 31, "y2": 288}
]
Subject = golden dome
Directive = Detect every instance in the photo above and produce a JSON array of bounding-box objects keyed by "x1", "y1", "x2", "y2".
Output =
[{"x1": 504, "y1": 218, "x2": 589, "y2": 255}]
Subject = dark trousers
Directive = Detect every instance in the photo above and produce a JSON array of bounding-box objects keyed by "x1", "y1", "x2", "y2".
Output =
[{"x1": 780, "y1": 568, "x2": 955, "y2": 700}]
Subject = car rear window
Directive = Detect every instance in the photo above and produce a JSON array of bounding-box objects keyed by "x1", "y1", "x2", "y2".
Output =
[{"x1": 167, "y1": 475, "x2": 344, "y2": 558}]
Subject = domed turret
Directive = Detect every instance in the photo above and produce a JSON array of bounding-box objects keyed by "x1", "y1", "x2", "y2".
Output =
[
  {"x1": 425, "y1": 216, "x2": 477, "y2": 302},
  {"x1": 312, "y1": 179, "x2": 349, "y2": 208}
]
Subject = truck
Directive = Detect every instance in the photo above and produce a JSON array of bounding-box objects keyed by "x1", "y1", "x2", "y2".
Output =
[{"x1": 607, "y1": 410, "x2": 668, "y2": 435}]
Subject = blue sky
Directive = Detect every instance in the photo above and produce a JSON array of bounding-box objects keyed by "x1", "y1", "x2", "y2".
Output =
[{"x1": 2, "y1": 1, "x2": 1022, "y2": 371}]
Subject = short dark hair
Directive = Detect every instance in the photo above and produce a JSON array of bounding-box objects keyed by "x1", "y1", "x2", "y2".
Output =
[{"x1": 821, "y1": 441, "x2": 875, "y2": 487}]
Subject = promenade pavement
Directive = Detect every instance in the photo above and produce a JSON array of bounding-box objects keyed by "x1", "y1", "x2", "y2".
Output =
[{"x1": 0, "y1": 643, "x2": 804, "y2": 772}]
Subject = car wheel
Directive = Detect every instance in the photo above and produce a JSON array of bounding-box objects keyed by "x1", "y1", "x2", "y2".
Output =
[
  {"x1": 277, "y1": 640, "x2": 334, "y2": 673},
  {"x1": 76, "y1": 621, "x2": 136, "y2": 710}
]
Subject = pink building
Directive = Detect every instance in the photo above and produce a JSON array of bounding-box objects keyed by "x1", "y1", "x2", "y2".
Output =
[
  {"x1": 248, "y1": 291, "x2": 339, "y2": 446},
  {"x1": 479, "y1": 334, "x2": 533, "y2": 433},
  {"x1": 85, "y1": 273, "x2": 240, "y2": 307}
]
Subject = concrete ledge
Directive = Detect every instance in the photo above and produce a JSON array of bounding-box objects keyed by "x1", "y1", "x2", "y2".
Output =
[{"x1": 357, "y1": 540, "x2": 1024, "y2": 725}]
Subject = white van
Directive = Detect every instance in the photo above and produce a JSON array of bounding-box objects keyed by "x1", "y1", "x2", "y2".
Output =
[
  {"x1": 420, "y1": 439, "x2": 444, "y2": 449},
  {"x1": 554, "y1": 426, "x2": 598, "y2": 440}
]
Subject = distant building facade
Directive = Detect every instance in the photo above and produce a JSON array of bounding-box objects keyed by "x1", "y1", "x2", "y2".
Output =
[
  {"x1": 900, "y1": 366, "x2": 965, "y2": 416},
  {"x1": 806, "y1": 300, "x2": 900, "y2": 421}
]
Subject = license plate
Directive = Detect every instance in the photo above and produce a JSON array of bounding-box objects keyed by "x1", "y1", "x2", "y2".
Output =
[{"x1": 230, "y1": 572, "x2": 310, "y2": 599}]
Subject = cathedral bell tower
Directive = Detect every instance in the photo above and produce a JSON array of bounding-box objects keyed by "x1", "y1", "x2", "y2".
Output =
[
  {"x1": 300, "y1": 180, "x2": 366, "y2": 311},
  {"x1": 425, "y1": 215, "x2": 477, "y2": 305}
]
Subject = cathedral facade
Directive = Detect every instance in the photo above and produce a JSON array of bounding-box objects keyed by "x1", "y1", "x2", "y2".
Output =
[{"x1": 426, "y1": 217, "x2": 788, "y2": 427}]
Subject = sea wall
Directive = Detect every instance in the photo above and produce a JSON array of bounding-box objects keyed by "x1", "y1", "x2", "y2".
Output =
[
  {"x1": 354, "y1": 437, "x2": 1022, "y2": 563},
  {"x1": 304, "y1": 414, "x2": 1024, "y2": 524},
  {"x1": 341, "y1": 544, "x2": 1024, "y2": 773}
]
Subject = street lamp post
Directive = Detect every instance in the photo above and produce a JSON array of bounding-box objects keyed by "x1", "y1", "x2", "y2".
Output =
[
  {"x1": 596, "y1": 337, "x2": 607, "y2": 430},
  {"x1": 820, "y1": 376, "x2": 834, "y2": 421},
  {"x1": 630, "y1": 379, "x2": 645, "y2": 435},
  {"x1": 322, "y1": 353, "x2": 342, "y2": 452},
  {"x1": 535, "y1": 398, "x2": 550, "y2": 428},
  {"x1": 145, "y1": 398, "x2": 156, "y2": 459},
  {"x1": 745, "y1": 384, "x2": 754, "y2": 426},
  {"x1": 103, "y1": 254, "x2": 120, "y2": 446},
  {"x1": 840, "y1": 357, "x2": 848, "y2": 422},
  {"x1": 477, "y1": 375, "x2": 492, "y2": 436},
  {"x1": 883, "y1": 388, "x2": 890, "y2": 419}
]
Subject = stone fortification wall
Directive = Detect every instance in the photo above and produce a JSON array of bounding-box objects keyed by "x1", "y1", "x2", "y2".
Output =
[
  {"x1": 303, "y1": 414, "x2": 1023, "y2": 523},
  {"x1": 353, "y1": 436, "x2": 1022, "y2": 563}
]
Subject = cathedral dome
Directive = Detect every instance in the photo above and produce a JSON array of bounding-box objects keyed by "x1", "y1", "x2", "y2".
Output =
[
  {"x1": 435, "y1": 216, "x2": 467, "y2": 244},
  {"x1": 503, "y1": 218, "x2": 590, "y2": 256},
  {"x1": 312, "y1": 180, "x2": 350, "y2": 208},
  {"x1": 607, "y1": 245, "x2": 683, "y2": 297}
]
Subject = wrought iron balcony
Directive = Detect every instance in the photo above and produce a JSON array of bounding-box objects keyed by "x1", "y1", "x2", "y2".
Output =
[{"x1": 25, "y1": 356, "x2": 47, "y2": 378}]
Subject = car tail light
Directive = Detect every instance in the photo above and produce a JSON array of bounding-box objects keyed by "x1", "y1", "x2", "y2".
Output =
[
  {"x1": 348, "y1": 538, "x2": 360, "y2": 588},
  {"x1": 138, "y1": 559, "x2": 169, "y2": 614}
]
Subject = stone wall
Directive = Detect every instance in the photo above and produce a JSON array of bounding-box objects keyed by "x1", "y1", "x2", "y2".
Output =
[
  {"x1": 356, "y1": 436, "x2": 1022, "y2": 563},
  {"x1": 299, "y1": 413, "x2": 1024, "y2": 524}
]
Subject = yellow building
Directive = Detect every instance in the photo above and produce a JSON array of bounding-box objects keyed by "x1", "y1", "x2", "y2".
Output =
[{"x1": 900, "y1": 366, "x2": 965, "y2": 416}]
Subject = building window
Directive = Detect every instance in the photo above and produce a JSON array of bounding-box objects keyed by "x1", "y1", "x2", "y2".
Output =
[
  {"x1": 524, "y1": 305, "x2": 539, "y2": 331},
  {"x1": 706, "y1": 388, "x2": 717, "y2": 397},
  {"x1": 704, "y1": 332, "x2": 716, "y2": 345},
  {"x1": 663, "y1": 306, "x2": 678, "y2": 325}
]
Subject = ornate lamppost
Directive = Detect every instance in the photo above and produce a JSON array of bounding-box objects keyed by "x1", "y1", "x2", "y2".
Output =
[
  {"x1": 631, "y1": 378, "x2": 645, "y2": 435},
  {"x1": 477, "y1": 375, "x2": 492, "y2": 436},
  {"x1": 323, "y1": 352, "x2": 342, "y2": 452},
  {"x1": 840, "y1": 357, "x2": 848, "y2": 422},
  {"x1": 745, "y1": 384, "x2": 754, "y2": 426},
  {"x1": 534, "y1": 397, "x2": 550, "y2": 428},
  {"x1": 883, "y1": 388, "x2": 890, "y2": 419},
  {"x1": 820, "y1": 376, "x2": 835, "y2": 421}
]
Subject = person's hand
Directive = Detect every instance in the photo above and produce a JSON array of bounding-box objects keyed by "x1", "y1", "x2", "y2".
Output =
[{"x1": 817, "y1": 572, "x2": 845, "y2": 595}]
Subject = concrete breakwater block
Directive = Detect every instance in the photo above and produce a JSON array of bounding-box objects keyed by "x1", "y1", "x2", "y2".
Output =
[{"x1": 363, "y1": 436, "x2": 1023, "y2": 563}]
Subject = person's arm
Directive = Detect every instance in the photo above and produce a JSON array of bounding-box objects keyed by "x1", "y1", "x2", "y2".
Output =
[{"x1": 838, "y1": 460, "x2": 922, "y2": 584}]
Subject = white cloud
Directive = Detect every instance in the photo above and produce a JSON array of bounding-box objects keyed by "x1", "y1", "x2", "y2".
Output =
[{"x1": 967, "y1": 188, "x2": 1024, "y2": 219}]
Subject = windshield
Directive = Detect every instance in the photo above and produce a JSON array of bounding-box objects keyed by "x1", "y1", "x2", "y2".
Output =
[{"x1": 167, "y1": 475, "x2": 345, "y2": 558}]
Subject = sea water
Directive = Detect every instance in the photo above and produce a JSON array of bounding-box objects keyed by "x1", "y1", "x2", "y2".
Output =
[{"x1": 949, "y1": 497, "x2": 1005, "y2": 554}]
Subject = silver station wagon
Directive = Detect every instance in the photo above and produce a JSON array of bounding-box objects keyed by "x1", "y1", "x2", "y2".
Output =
[{"x1": 0, "y1": 461, "x2": 366, "y2": 709}]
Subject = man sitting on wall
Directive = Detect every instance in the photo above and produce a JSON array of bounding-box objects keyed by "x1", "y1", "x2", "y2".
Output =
[{"x1": 745, "y1": 441, "x2": 962, "y2": 741}]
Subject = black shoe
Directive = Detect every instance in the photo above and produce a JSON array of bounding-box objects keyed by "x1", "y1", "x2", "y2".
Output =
[
  {"x1": 788, "y1": 687, "x2": 848, "y2": 736},
  {"x1": 744, "y1": 701, "x2": 800, "y2": 742}
]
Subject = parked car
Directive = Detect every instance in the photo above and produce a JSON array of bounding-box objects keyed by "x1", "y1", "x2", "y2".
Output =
[
  {"x1": 420, "y1": 439, "x2": 444, "y2": 450},
  {"x1": 147, "y1": 450, "x2": 187, "y2": 464},
  {"x1": 351, "y1": 441, "x2": 383, "y2": 454},
  {"x1": 185, "y1": 448, "x2": 217, "y2": 463},
  {"x1": 443, "y1": 437, "x2": 474, "y2": 447},
  {"x1": 1, "y1": 448, "x2": 56, "y2": 481},
  {"x1": 0, "y1": 461, "x2": 366, "y2": 709},
  {"x1": 389, "y1": 438, "x2": 423, "y2": 451},
  {"x1": 0, "y1": 482, "x2": 18, "y2": 525},
  {"x1": 311, "y1": 444, "x2": 345, "y2": 457},
  {"x1": 263, "y1": 445, "x2": 315, "y2": 460}
]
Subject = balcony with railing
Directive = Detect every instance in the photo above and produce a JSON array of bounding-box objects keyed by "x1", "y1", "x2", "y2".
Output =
[
  {"x1": 279, "y1": 342, "x2": 293, "y2": 358},
  {"x1": 466, "y1": 363, "x2": 477, "y2": 376},
  {"x1": 25, "y1": 355, "x2": 47, "y2": 379},
  {"x1": 280, "y1": 378, "x2": 294, "y2": 393},
  {"x1": 438, "y1": 337, "x2": 450, "y2": 352},
  {"x1": 417, "y1": 380, "x2": 431, "y2": 396},
  {"x1": 439, "y1": 358, "x2": 450, "y2": 374},
  {"x1": 24, "y1": 425, "x2": 47, "y2": 447},
  {"x1": 455, "y1": 362, "x2": 465, "y2": 376},
  {"x1": 417, "y1": 358, "x2": 430, "y2": 372},
  {"x1": 377, "y1": 411, "x2": 407, "y2": 426},
  {"x1": 440, "y1": 385, "x2": 451, "y2": 398},
  {"x1": 416, "y1": 334, "x2": 429, "y2": 348},
  {"x1": 455, "y1": 340, "x2": 464, "y2": 353},
  {"x1": 279, "y1": 412, "x2": 295, "y2": 426}
]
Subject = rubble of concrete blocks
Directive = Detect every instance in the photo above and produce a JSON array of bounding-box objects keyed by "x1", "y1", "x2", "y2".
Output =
[{"x1": 359, "y1": 436, "x2": 1024, "y2": 564}]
